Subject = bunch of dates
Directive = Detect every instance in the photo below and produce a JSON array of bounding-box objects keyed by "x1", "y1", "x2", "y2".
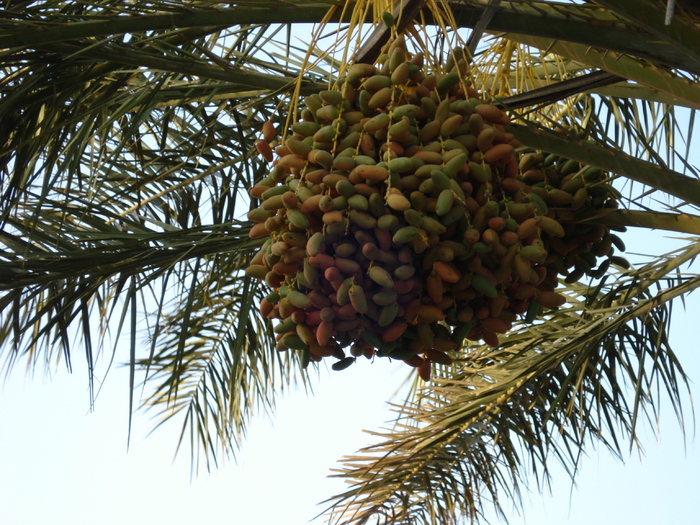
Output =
[{"x1": 246, "y1": 40, "x2": 624, "y2": 379}]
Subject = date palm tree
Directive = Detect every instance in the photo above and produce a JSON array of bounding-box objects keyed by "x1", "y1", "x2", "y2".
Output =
[{"x1": 1, "y1": 1, "x2": 698, "y2": 524}]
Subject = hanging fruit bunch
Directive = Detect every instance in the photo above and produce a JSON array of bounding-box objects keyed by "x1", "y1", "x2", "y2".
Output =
[{"x1": 245, "y1": 34, "x2": 625, "y2": 380}]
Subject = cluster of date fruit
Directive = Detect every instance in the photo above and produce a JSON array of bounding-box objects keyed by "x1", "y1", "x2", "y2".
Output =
[{"x1": 245, "y1": 42, "x2": 625, "y2": 379}]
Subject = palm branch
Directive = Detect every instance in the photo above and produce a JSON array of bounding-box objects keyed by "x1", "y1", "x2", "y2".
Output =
[
  {"x1": 0, "y1": 0, "x2": 699, "y2": 522},
  {"x1": 0, "y1": 0, "x2": 321, "y2": 466}
]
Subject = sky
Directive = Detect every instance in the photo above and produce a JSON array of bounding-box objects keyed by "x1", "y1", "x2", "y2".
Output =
[{"x1": 0, "y1": 229, "x2": 699, "y2": 525}]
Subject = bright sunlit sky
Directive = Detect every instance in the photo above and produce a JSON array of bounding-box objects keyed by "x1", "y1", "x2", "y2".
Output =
[{"x1": 2, "y1": 16, "x2": 700, "y2": 525}]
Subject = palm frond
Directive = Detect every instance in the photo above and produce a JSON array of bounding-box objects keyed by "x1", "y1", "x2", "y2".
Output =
[
  {"x1": 468, "y1": 33, "x2": 699, "y2": 177},
  {"x1": 0, "y1": 7, "x2": 323, "y2": 465},
  {"x1": 508, "y1": 124, "x2": 700, "y2": 208},
  {"x1": 135, "y1": 236, "x2": 306, "y2": 471},
  {"x1": 325, "y1": 238, "x2": 698, "y2": 525},
  {"x1": 449, "y1": 0, "x2": 700, "y2": 76}
]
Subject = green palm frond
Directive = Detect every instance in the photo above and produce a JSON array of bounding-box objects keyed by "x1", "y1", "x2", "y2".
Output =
[
  {"x1": 469, "y1": 33, "x2": 699, "y2": 176},
  {"x1": 507, "y1": 124, "x2": 700, "y2": 208},
  {"x1": 314, "y1": 2, "x2": 699, "y2": 523},
  {"x1": 0, "y1": 3, "x2": 326, "y2": 465},
  {"x1": 134, "y1": 233, "x2": 306, "y2": 471},
  {"x1": 449, "y1": 0, "x2": 700, "y2": 76}
]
